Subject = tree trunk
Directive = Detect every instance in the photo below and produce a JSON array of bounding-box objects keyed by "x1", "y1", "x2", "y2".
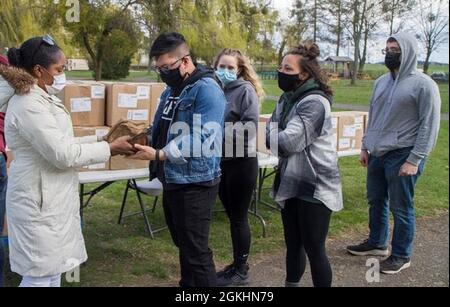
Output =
[
  {"x1": 94, "y1": 60, "x2": 102, "y2": 81},
  {"x1": 352, "y1": 43, "x2": 360, "y2": 85},
  {"x1": 336, "y1": 2, "x2": 342, "y2": 56},
  {"x1": 359, "y1": 27, "x2": 369, "y2": 73},
  {"x1": 423, "y1": 48, "x2": 432, "y2": 75},
  {"x1": 389, "y1": 3, "x2": 395, "y2": 35}
]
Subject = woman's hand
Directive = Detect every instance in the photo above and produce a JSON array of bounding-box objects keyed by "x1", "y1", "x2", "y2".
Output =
[
  {"x1": 109, "y1": 136, "x2": 136, "y2": 156},
  {"x1": 129, "y1": 144, "x2": 167, "y2": 161}
]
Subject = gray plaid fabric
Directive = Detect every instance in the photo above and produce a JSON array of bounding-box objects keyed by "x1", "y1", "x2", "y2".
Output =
[{"x1": 267, "y1": 94, "x2": 343, "y2": 212}]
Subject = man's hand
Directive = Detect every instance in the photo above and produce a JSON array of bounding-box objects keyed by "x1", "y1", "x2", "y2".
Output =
[
  {"x1": 398, "y1": 162, "x2": 419, "y2": 177},
  {"x1": 359, "y1": 150, "x2": 369, "y2": 167},
  {"x1": 109, "y1": 136, "x2": 136, "y2": 156},
  {"x1": 128, "y1": 144, "x2": 167, "y2": 161}
]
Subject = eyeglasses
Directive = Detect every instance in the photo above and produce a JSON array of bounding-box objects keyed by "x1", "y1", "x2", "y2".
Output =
[
  {"x1": 31, "y1": 35, "x2": 56, "y2": 67},
  {"x1": 382, "y1": 48, "x2": 401, "y2": 55},
  {"x1": 153, "y1": 54, "x2": 190, "y2": 74}
]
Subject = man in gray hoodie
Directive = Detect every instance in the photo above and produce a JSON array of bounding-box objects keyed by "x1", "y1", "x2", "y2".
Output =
[{"x1": 347, "y1": 32, "x2": 441, "y2": 275}]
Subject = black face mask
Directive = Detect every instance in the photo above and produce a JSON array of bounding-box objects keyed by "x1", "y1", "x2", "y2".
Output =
[
  {"x1": 278, "y1": 71, "x2": 300, "y2": 93},
  {"x1": 385, "y1": 52, "x2": 401, "y2": 71},
  {"x1": 160, "y1": 66, "x2": 185, "y2": 89}
]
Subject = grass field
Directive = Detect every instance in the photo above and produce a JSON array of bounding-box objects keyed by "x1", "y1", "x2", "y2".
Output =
[
  {"x1": 261, "y1": 80, "x2": 449, "y2": 114},
  {"x1": 66, "y1": 65, "x2": 449, "y2": 114},
  {"x1": 3, "y1": 65, "x2": 447, "y2": 287}
]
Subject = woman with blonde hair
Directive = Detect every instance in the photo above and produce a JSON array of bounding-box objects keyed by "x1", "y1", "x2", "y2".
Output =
[{"x1": 213, "y1": 48, "x2": 263, "y2": 286}]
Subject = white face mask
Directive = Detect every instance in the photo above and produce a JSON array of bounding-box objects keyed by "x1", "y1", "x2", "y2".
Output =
[{"x1": 45, "y1": 73, "x2": 66, "y2": 95}]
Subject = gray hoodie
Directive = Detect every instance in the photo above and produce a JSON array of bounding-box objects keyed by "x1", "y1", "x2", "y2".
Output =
[
  {"x1": 362, "y1": 32, "x2": 442, "y2": 166},
  {"x1": 222, "y1": 78, "x2": 260, "y2": 160}
]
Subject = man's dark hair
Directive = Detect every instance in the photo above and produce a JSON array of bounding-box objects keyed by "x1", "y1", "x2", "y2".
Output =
[
  {"x1": 150, "y1": 32, "x2": 188, "y2": 58},
  {"x1": 387, "y1": 37, "x2": 398, "y2": 43}
]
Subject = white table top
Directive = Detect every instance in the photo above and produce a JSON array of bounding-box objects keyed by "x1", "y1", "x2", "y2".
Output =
[
  {"x1": 78, "y1": 168, "x2": 149, "y2": 184},
  {"x1": 78, "y1": 151, "x2": 360, "y2": 184}
]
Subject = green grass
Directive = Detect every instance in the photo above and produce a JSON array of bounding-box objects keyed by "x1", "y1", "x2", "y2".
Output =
[
  {"x1": 262, "y1": 80, "x2": 449, "y2": 114},
  {"x1": 4, "y1": 123, "x2": 448, "y2": 287}
]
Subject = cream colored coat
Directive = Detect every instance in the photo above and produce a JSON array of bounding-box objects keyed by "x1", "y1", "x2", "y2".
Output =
[{"x1": 2, "y1": 66, "x2": 111, "y2": 277}]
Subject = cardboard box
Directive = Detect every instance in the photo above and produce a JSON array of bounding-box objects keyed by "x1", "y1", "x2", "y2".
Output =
[
  {"x1": 150, "y1": 83, "x2": 166, "y2": 125},
  {"x1": 257, "y1": 114, "x2": 272, "y2": 155},
  {"x1": 331, "y1": 111, "x2": 368, "y2": 152},
  {"x1": 73, "y1": 126, "x2": 111, "y2": 172},
  {"x1": 110, "y1": 155, "x2": 149, "y2": 170},
  {"x1": 58, "y1": 81, "x2": 106, "y2": 126},
  {"x1": 105, "y1": 83, "x2": 152, "y2": 127}
]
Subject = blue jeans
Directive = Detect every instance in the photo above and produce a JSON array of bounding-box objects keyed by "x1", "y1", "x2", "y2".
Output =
[
  {"x1": 0, "y1": 154, "x2": 7, "y2": 287},
  {"x1": 367, "y1": 147, "x2": 426, "y2": 259}
]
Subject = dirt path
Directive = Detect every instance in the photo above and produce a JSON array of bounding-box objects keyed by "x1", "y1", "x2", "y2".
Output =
[{"x1": 247, "y1": 213, "x2": 449, "y2": 287}]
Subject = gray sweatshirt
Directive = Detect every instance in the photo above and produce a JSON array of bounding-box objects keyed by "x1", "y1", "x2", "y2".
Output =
[
  {"x1": 362, "y1": 32, "x2": 442, "y2": 166},
  {"x1": 222, "y1": 78, "x2": 260, "y2": 160}
]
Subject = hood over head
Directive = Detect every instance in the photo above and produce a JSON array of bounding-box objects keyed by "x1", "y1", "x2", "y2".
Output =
[{"x1": 389, "y1": 32, "x2": 419, "y2": 80}]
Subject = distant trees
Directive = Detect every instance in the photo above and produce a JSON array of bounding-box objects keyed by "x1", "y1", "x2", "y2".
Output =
[
  {"x1": 416, "y1": 0, "x2": 449, "y2": 74},
  {"x1": 1, "y1": 0, "x2": 447, "y2": 81}
]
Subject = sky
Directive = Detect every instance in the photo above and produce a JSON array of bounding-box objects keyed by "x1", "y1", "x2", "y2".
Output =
[{"x1": 272, "y1": 0, "x2": 449, "y2": 64}]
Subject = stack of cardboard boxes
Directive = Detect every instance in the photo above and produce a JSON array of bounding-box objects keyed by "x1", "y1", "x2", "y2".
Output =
[
  {"x1": 258, "y1": 111, "x2": 369, "y2": 155},
  {"x1": 5, "y1": 84, "x2": 368, "y2": 173},
  {"x1": 61, "y1": 81, "x2": 166, "y2": 171},
  {"x1": 331, "y1": 111, "x2": 368, "y2": 154}
]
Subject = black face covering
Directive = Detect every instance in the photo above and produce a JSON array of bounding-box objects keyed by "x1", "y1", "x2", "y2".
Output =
[
  {"x1": 278, "y1": 71, "x2": 301, "y2": 93},
  {"x1": 385, "y1": 52, "x2": 401, "y2": 71},
  {"x1": 160, "y1": 66, "x2": 185, "y2": 89}
]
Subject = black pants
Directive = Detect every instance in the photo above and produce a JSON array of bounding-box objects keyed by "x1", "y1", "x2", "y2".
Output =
[
  {"x1": 219, "y1": 158, "x2": 258, "y2": 266},
  {"x1": 163, "y1": 184, "x2": 219, "y2": 287},
  {"x1": 281, "y1": 198, "x2": 333, "y2": 287}
]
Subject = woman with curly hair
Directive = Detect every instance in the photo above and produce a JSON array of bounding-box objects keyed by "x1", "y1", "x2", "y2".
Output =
[{"x1": 266, "y1": 43, "x2": 343, "y2": 287}]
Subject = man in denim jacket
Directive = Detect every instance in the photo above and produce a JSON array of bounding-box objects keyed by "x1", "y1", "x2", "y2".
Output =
[{"x1": 132, "y1": 33, "x2": 226, "y2": 287}]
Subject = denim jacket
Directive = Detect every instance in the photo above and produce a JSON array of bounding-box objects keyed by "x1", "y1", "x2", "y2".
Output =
[{"x1": 151, "y1": 77, "x2": 226, "y2": 184}]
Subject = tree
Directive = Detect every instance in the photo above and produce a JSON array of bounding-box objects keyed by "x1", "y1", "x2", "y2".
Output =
[
  {"x1": 100, "y1": 12, "x2": 142, "y2": 80},
  {"x1": 0, "y1": 0, "x2": 43, "y2": 51},
  {"x1": 134, "y1": 0, "x2": 183, "y2": 69},
  {"x1": 416, "y1": 0, "x2": 449, "y2": 74},
  {"x1": 320, "y1": 0, "x2": 348, "y2": 56},
  {"x1": 359, "y1": 0, "x2": 383, "y2": 72},
  {"x1": 47, "y1": 0, "x2": 142, "y2": 80},
  {"x1": 382, "y1": 0, "x2": 416, "y2": 35},
  {"x1": 345, "y1": 0, "x2": 369, "y2": 84}
]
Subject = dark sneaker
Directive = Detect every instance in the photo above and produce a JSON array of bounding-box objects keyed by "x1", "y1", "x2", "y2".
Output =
[
  {"x1": 217, "y1": 264, "x2": 250, "y2": 287},
  {"x1": 217, "y1": 264, "x2": 235, "y2": 278},
  {"x1": 380, "y1": 256, "x2": 411, "y2": 275},
  {"x1": 347, "y1": 240, "x2": 389, "y2": 256}
]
